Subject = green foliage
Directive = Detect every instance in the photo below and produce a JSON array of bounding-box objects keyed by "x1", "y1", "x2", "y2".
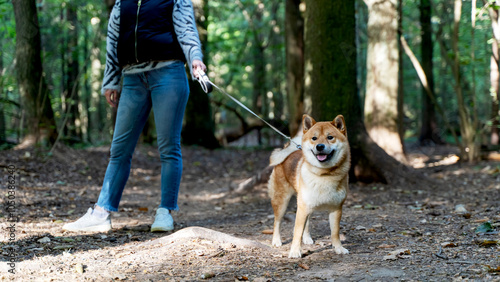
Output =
[
  {"x1": 207, "y1": 0, "x2": 285, "y2": 134},
  {"x1": 1, "y1": 0, "x2": 498, "y2": 148},
  {"x1": 397, "y1": 0, "x2": 496, "y2": 142}
]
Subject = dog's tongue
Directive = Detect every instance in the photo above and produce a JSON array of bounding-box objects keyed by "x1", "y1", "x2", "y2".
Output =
[{"x1": 317, "y1": 154, "x2": 328, "y2": 161}]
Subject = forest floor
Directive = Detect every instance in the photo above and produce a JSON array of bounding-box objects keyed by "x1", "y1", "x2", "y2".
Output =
[{"x1": 0, "y1": 142, "x2": 499, "y2": 281}]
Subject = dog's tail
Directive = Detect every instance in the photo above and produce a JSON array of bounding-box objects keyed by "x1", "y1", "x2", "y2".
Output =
[{"x1": 269, "y1": 136, "x2": 301, "y2": 166}]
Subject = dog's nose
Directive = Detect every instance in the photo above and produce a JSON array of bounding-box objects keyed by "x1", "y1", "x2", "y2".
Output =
[{"x1": 316, "y1": 144, "x2": 325, "y2": 151}]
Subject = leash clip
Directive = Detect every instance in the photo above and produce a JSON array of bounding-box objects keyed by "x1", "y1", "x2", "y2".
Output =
[{"x1": 196, "y1": 70, "x2": 213, "y2": 93}]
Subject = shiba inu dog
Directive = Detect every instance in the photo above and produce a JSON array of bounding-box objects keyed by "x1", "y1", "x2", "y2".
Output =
[{"x1": 268, "y1": 114, "x2": 350, "y2": 258}]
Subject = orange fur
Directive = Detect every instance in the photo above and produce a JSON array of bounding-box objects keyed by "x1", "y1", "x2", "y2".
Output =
[{"x1": 268, "y1": 114, "x2": 351, "y2": 258}]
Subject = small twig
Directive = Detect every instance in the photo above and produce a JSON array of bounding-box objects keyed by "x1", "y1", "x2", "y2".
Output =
[
  {"x1": 446, "y1": 260, "x2": 476, "y2": 264},
  {"x1": 433, "y1": 246, "x2": 449, "y2": 260},
  {"x1": 206, "y1": 250, "x2": 225, "y2": 259}
]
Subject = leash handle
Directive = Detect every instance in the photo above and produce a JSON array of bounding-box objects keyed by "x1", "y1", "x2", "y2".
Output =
[{"x1": 196, "y1": 70, "x2": 213, "y2": 93}]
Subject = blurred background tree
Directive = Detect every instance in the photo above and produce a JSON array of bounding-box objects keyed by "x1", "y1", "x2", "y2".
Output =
[{"x1": 2, "y1": 0, "x2": 500, "y2": 170}]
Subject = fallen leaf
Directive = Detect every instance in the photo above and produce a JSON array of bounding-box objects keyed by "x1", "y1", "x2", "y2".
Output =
[
  {"x1": 441, "y1": 242, "x2": 458, "y2": 248},
  {"x1": 38, "y1": 237, "x2": 51, "y2": 243},
  {"x1": 399, "y1": 230, "x2": 414, "y2": 236},
  {"x1": 200, "y1": 272, "x2": 215, "y2": 279},
  {"x1": 298, "y1": 263, "x2": 310, "y2": 270},
  {"x1": 475, "y1": 222, "x2": 494, "y2": 233},
  {"x1": 474, "y1": 218, "x2": 490, "y2": 223},
  {"x1": 138, "y1": 207, "x2": 148, "y2": 212},
  {"x1": 384, "y1": 248, "x2": 411, "y2": 260},
  {"x1": 454, "y1": 204, "x2": 468, "y2": 214},
  {"x1": 377, "y1": 244, "x2": 396, "y2": 249},
  {"x1": 486, "y1": 265, "x2": 500, "y2": 273},
  {"x1": 383, "y1": 254, "x2": 398, "y2": 261},
  {"x1": 261, "y1": 229, "x2": 273, "y2": 234},
  {"x1": 389, "y1": 249, "x2": 411, "y2": 256},
  {"x1": 75, "y1": 263, "x2": 84, "y2": 274},
  {"x1": 475, "y1": 239, "x2": 499, "y2": 246}
]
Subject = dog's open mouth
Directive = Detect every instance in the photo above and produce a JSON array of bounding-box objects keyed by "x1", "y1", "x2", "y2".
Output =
[{"x1": 313, "y1": 150, "x2": 335, "y2": 162}]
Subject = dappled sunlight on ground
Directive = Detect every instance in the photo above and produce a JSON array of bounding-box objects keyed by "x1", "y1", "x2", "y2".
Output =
[{"x1": 0, "y1": 144, "x2": 499, "y2": 280}]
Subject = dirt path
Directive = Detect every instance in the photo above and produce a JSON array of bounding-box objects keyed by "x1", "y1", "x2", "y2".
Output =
[{"x1": 0, "y1": 144, "x2": 499, "y2": 281}]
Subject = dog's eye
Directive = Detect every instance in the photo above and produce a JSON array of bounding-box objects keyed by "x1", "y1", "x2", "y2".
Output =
[
  {"x1": 327, "y1": 136, "x2": 334, "y2": 140},
  {"x1": 312, "y1": 137, "x2": 317, "y2": 141}
]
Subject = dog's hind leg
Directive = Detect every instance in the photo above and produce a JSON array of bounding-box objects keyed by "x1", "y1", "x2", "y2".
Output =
[
  {"x1": 329, "y1": 209, "x2": 349, "y2": 254},
  {"x1": 302, "y1": 216, "x2": 314, "y2": 245},
  {"x1": 270, "y1": 188, "x2": 293, "y2": 247}
]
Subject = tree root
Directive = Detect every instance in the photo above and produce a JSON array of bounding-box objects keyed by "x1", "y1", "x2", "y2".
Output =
[{"x1": 141, "y1": 226, "x2": 271, "y2": 250}]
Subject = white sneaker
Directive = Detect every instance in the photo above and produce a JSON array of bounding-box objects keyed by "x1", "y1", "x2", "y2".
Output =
[
  {"x1": 63, "y1": 208, "x2": 112, "y2": 232},
  {"x1": 151, "y1": 208, "x2": 174, "y2": 232}
]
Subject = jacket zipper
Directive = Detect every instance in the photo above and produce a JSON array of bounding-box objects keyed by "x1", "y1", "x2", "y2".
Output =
[{"x1": 134, "y1": 0, "x2": 142, "y2": 63}]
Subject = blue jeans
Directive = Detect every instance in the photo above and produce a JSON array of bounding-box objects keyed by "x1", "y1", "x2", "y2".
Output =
[{"x1": 97, "y1": 61, "x2": 189, "y2": 212}]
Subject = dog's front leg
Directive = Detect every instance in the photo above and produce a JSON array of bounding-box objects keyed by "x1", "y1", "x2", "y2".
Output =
[
  {"x1": 289, "y1": 208, "x2": 309, "y2": 258},
  {"x1": 329, "y1": 209, "x2": 349, "y2": 254}
]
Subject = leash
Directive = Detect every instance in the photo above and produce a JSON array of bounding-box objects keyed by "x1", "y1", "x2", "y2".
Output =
[{"x1": 196, "y1": 70, "x2": 301, "y2": 150}]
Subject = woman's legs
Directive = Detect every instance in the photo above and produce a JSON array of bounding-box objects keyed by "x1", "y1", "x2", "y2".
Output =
[
  {"x1": 96, "y1": 73, "x2": 152, "y2": 212},
  {"x1": 148, "y1": 62, "x2": 189, "y2": 211}
]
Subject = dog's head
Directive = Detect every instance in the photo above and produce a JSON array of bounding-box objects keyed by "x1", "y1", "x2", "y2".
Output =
[{"x1": 301, "y1": 114, "x2": 349, "y2": 169}]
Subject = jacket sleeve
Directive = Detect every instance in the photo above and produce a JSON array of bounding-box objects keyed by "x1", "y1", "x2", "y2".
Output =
[
  {"x1": 101, "y1": 0, "x2": 123, "y2": 95},
  {"x1": 173, "y1": 0, "x2": 204, "y2": 79}
]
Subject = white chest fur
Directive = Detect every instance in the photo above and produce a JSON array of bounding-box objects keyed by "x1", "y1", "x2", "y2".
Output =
[{"x1": 298, "y1": 165, "x2": 347, "y2": 211}]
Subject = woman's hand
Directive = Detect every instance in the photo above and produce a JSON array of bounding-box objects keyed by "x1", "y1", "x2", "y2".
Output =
[
  {"x1": 192, "y1": 59, "x2": 207, "y2": 79},
  {"x1": 105, "y1": 89, "x2": 120, "y2": 108}
]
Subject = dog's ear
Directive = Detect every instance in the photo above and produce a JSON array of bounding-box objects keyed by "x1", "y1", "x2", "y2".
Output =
[
  {"x1": 302, "y1": 114, "x2": 316, "y2": 133},
  {"x1": 332, "y1": 115, "x2": 347, "y2": 136}
]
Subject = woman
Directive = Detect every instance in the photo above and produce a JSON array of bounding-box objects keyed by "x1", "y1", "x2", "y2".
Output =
[{"x1": 63, "y1": 0, "x2": 206, "y2": 232}]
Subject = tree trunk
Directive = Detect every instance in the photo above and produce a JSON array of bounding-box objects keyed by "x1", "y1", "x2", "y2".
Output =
[
  {"x1": 491, "y1": 39, "x2": 500, "y2": 145},
  {"x1": 82, "y1": 17, "x2": 91, "y2": 143},
  {"x1": 397, "y1": 0, "x2": 404, "y2": 149},
  {"x1": 0, "y1": 31, "x2": 5, "y2": 144},
  {"x1": 285, "y1": 0, "x2": 304, "y2": 137},
  {"x1": 452, "y1": 0, "x2": 480, "y2": 162},
  {"x1": 269, "y1": 2, "x2": 284, "y2": 131},
  {"x1": 487, "y1": 1, "x2": 500, "y2": 145},
  {"x1": 419, "y1": 0, "x2": 442, "y2": 145},
  {"x1": 363, "y1": 0, "x2": 406, "y2": 163},
  {"x1": 12, "y1": 0, "x2": 58, "y2": 146},
  {"x1": 90, "y1": 29, "x2": 103, "y2": 143},
  {"x1": 104, "y1": 0, "x2": 118, "y2": 136},
  {"x1": 304, "y1": 0, "x2": 421, "y2": 184},
  {"x1": 63, "y1": 4, "x2": 82, "y2": 143},
  {"x1": 182, "y1": 0, "x2": 220, "y2": 149}
]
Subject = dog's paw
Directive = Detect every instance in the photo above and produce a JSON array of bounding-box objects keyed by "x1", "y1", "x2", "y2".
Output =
[
  {"x1": 334, "y1": 246, "x2": 349, "y2": 255},
  {"x1": 288, "y1": 249, "x2": 302, "y2": 258},
  {"x1": 302, "y1": 235, "x2": 314, "y2": 245},
  {"x1": 272, "y1": 238, "x2": 282, "y2": 247}
]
